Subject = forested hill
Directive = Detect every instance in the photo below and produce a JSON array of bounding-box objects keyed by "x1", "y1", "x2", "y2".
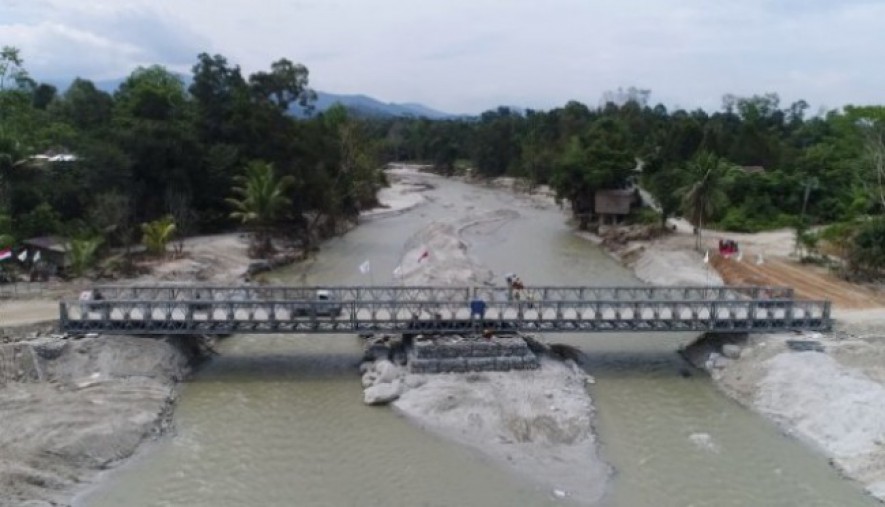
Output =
[{"x1": 307, "y1": 92, "x2": 457, "y2": 119}]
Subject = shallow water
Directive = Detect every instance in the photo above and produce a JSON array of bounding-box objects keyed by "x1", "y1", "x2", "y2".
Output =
[{"x1": 80, "y1": 172, "x2": 877, "y2": 507}]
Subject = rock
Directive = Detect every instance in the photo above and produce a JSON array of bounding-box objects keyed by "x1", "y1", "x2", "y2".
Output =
[
  {"x1": 364, "y1": 380, "x2": 401, "y2": 405},
  {"x1": 403, "y1": 374, "x2": 426, "y2": 389},
  {"x1": 721, "y1": 344, "x2": 742, "y2": 360},
  {"x1": 358, "y1": 361, "x2": 373, "y2": 375},
  {"x1": 711, "y1": 356, "x2": 731, "y2": 369},
  {"x1": 364, "y1": 343, "x2": 390, "y2": 362},
  {"x1": 246, "y1": 260, "x2": 272, "y2": 276},
  {"x1": 31, "y1": 339, "x2": 68, "y2": 360},
  {"x1": 704, "y1": 352, "x2": 731, "y2": 370},
  {"x1": 361, "y1": 372, "x2": 377, "y2": 388},
  {"x1": 374, "y1": 360, "x2": 401, "y2": 383}
]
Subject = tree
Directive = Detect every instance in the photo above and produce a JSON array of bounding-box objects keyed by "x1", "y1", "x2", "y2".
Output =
[
  {"x1": 52, "y1": 79, "x2": 114, "y2": 131},
  {"x1": 114, "y1": 66, "x2": 200, "y2": 220},
  {"x1": 847, "y1": 218, "x2": 885, "y2": 277},
  {"x1": 0, "y1": 213, "x2": 12, "y2": 247},
  {"x1": 644, "y1": 160, "x2": 687, "y2": 230},
  {"x1": 0, "y1": 46, "x2": 27, "y2": 91},
  {"x1": 141, "y1": 216, "x2": 177, "y2": 257},
  {"x1": 226, "y1": 161, "x2": 295, "y2": 256},
  {"x1": 677, "y1": 152, "x2": 734, "y2": 250},
  {"x1": 249, "y1": 58, "x2": 316, "y2": 113},
  {"x1": 550, "y1": 119, "x2": 635, "y2": 229}
]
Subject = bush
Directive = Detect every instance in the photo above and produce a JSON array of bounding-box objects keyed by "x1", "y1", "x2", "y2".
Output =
[
  {"x1": 718, "y1": 208, "x2": 755, "y2": 232},
  {"x1": 68, "y1": 237, "x2": 103, "y2": 277},
  {"x1": 17, "y1": 202, "x2": 61, "y2": 239},
  {"x1": 848, "y1": 218, "x2": 885, "y2": 276},
  {"x1": 141, "y1": 216, "x2": 177, "y2": 257},
  {"x1": 627, "y1": 206, "x2": 661, "y2": 226}
]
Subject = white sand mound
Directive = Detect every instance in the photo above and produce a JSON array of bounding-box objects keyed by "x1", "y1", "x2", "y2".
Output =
[
  {"x1": 692, "y1": 332, "x2": 885, "y2": 502},
  {"x1": 395, "y1": 220, "x2": 495, "y2": 287},
  {"x1": 395, "y1": 358, "x2": 610, "y2": 503},
  {"x1": 755, "y1": 352, "x2": 885, "y2": 498}
]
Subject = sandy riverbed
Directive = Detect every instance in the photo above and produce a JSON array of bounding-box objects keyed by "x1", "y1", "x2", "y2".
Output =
[{"x1": 359, "y1": 170, "x2": 612, "y2": 503}]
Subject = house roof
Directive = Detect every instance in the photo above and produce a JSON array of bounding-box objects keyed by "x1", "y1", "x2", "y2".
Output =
[
  {"x1": 738, "y1": 165, "x2": 766, "y2": 174},
  {"x1": 23, "y1": 235, "x2": 68, "y2": 253}
]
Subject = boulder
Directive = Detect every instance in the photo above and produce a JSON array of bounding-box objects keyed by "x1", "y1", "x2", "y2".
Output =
[
  {"x1": 361, "y1": 372, "x2": 377, "y2": 388},
  {"x1": 246, "y1": 260, "x2": 272, "y2": 276},
  {"x1": 721, "y1": 344, "x2": 742, "y2": 360},
  {"x1": 403, "y1": 374, "x2": 426, "y2": 389},
  {"x1": 364, "y1": 380, "x2": 401, "y2": 405},
  {"x1": 374, "y1": 360, "x2": 401, "y2": 383}
]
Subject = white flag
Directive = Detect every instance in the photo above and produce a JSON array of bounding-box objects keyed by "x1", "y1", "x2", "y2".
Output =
[
  {"x1": 17, "y1": 250, "x2": 27, "y2": 262},
  {"x1": 703, "y1": 250, "x2": 709, "y2": 264},
  {"x1": 736, "y1": 250, "x2": 743, "y2": 262},
  {"x1": 756, "y1": 253, "x2": 764, "y2": 265},
  {"x1": 33, "y1": 250, "x2": 41, "y2": 262},
  {"x1": 392, "y1": 265, "x2": 403, "y2": 278},
  {"x1": 359, "y1": 260, "x2": 371, "y2": 274}
]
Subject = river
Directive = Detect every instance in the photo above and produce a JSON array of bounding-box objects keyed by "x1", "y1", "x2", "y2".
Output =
[{"x1": 78, "y1": 170, "x2": 877, "y2": 507}]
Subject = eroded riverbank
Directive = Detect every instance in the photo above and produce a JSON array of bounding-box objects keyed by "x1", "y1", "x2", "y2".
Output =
[{"x1": 0, "y1": 329, "x2": 203, "y2": 507}]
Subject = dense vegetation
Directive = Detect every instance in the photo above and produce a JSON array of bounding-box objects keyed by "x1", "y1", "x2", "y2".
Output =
[
  {"x1": 0, "y1": 47, "x2": 383, "y2": 273},
  {"x1": 1, "y1": 45, "x2": 883, "y2": 278}
]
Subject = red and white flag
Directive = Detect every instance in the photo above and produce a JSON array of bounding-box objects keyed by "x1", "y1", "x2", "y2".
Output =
[
  {"x1": 418, "y1": 249, "x2": 429, "y2": 262},
  {"x1": 0, "y1": 248, "x2": 11, "y2": 262}
]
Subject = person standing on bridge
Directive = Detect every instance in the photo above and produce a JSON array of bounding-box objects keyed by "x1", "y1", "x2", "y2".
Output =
[{"x1": 470, "y1": 298, "x2": 487, "y2": 320}]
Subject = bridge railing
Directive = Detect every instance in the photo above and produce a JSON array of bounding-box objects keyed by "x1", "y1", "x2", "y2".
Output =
[
  {"x1": 90, "y1": 284, "x2": 795, "y2": 304},
  {"x1": 59, "y1": 297, "x2": 831, "y2": 334}
]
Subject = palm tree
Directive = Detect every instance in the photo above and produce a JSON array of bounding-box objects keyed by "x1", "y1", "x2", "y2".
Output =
[
  {"x1": 676, "y1": 152, "x2": 733, "y2": 251},
  {"x1": 68, "y1": 237, "x2": 103, "y2": 276},
  {"x1": 226, "y1": 161, "x2": 295, "y2": 256},
  {"x1": 141, "y1": 216, "x2": 177, "y2": 257}
]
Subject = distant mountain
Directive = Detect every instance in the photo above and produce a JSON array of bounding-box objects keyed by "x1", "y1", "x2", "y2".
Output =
[
  {"x1": 308, "y1": 92, "x2": 457, "y2": 119},
  {"x1": 46, "y1": 76, "x2": 458, "y2": 119}
]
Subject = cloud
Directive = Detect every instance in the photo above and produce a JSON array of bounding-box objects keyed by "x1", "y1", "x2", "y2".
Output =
[
  {"x1": 1, "y1": 0, "x2": 882, "y2": 113},
  {"x1": 0, "y1": 2, "x2": 209, "y2": 82}
]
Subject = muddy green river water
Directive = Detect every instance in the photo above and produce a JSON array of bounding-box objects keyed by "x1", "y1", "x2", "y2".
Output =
[{"x1": 80, "y1": 171, "x2": 877, "y2": 507}]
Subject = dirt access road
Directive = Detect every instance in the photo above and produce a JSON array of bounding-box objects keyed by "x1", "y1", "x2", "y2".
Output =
[{"x1": 711, "y1": 254, "x2": 885, "y2": 310}]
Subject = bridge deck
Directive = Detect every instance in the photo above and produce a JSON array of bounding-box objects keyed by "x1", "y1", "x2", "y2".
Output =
[
  {"x1": 90, "y1": 284, "x2": 796, "y2": 303},
  {"x1": 60, "y1": 296, "x2": 831, "y2": 335}
]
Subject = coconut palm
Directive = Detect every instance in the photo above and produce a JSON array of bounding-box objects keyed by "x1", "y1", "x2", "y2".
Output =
[
  {"x1": 226, "y1": 161, "x2": 295, "y2": 256},
  {"x1": 676, "y1": 152, "x2": 734, "y2": 251}
]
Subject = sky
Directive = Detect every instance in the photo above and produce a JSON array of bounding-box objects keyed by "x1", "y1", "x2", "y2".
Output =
[{"x1": 1, "y1": 0, "x2": 883, "y2": 115}]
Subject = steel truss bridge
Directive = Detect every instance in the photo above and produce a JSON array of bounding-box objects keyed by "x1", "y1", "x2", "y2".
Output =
[{"x1": 58, "y1": 284, "x2": 832, "y2": 336}]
